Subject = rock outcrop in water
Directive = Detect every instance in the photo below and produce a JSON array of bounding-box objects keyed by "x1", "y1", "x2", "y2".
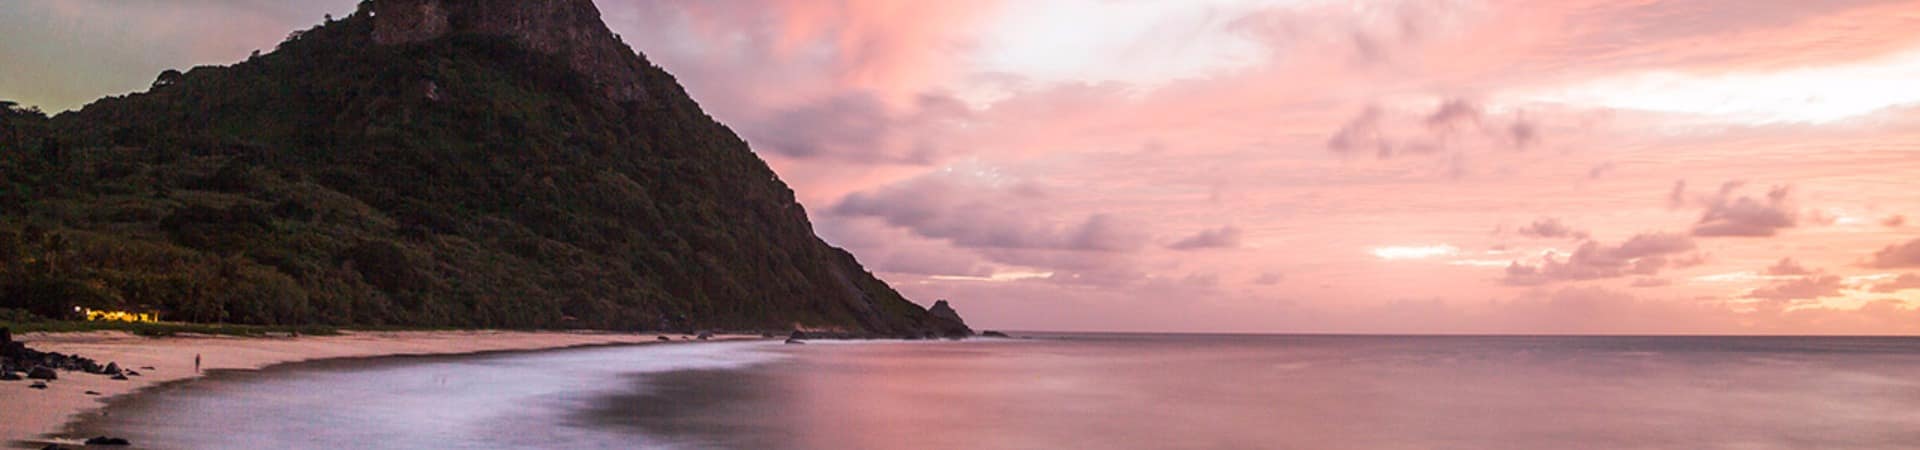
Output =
[{"x1": 926, "y1": 300, "x2": 974, "y2": 338}]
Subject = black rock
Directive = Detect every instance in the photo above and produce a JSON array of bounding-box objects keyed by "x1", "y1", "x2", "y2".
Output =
[
  {"x1": 789, "y1": 330, "x2": 808, "y2": 340},
  {"x1": 139, "y1": 366, "x2": 155, "y2": 370},
  {"x1": 40, "y1": 443, "x2": 62, "y2": 450},
  {"x1": 0, "y1": 371, "x2": 20, "y2": 381},
  {"x1": 110, "y1": 373, "x2": 129, "y2": 381},
  {"x1": 27, "y1": 365, "x2": 57, "y2": 380},
  {"x1": 696, "y1": 331, "x2": 713, "y2": 340},
  {"x1": 981, "y1": 330, "x2": 1010, "y2": 338},
  {"x1": 103, "y1": 362, "x2": 120, "y2": 375},
  {"x1": 784, "y1": 338, "x2": 806, "y2": 345},
  {"x1": 84, "y1": 390, "x2": 101, "y2": 396},
  {"x1": 29, "y1": 381, "x2": 47, "y2": 389},
  {"x1": 1, "y1": 326, "x2": 10, "y2": 346},
  {"x1": 656, "y1": 336, "x2": 670, "y2": 341},
  {"x1": 83, "y1": 436, "x2": 131, "y2": 446},
  {"x1": 926, "y1": 299, "x2": 974, "y2": 337},
  {"x1": 124, "y1": 370, "x2": 141, "y2": 377}
]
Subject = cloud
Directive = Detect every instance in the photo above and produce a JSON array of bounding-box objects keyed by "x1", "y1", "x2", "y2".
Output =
[
  {"x1": 1630, "y1": 278, "x2": 1672, "y2": 288},
  {"x1": 1507, "y1": 119, "x2": 1539, "y2": 149},
  {"x1": 1666, "y1": 180, "x2": 1688, "y2": 209},
  {"x1": 1180, "y1": 272, "x2": 1221, "y2": 288},
  {"x1": 1066, "y1": 214, "x2": 1147, "y2": 252},
  {"x1": 1373, "y1": 245, "x2": 1460, "y2": 260},
  {"x1": 1325, "y1": 99, "x2": 1540, "y2": 159},
  {"x1": 1763, "y1": 258, "x2": 1813, "y2": 276},
  {"x1": 1587, "y1": 162, "x2": 1616, "y2": 179},
  {"x1": 1226, "y1": 0, "x2": 1487, "y2": 68},
  {"x1": 833, "y1": 177, "x2": 1146, "y2": 253},
  {"x1": 1327, "y1": 106, "x2": 1392, "y2": 158},
  {"x1": 1515, "y1": 217, "x2": 1589, "y2": 240},
  {"x1": 747, "y1": 92, "x2": 973, "y2": 162},
  {"x1": 599, "y1": 0, "x2": 1001, "y2": 163},
  {"x1": 1747, "y1": 274, "x2": 1844, "y2": 301},
  {"x1": 1867, "y1": 238, "x2": 1920, "y2": 268},
  {"x1": 1871, "y1": 273, "x2": 1920, "y2": 293},
  {"x1": 1690, "y1": 182, "x2": 1799, "y2": 237},
  {"x1": 1503, "y1": 233, "x2": 1698, "y2": 285},
  {"x1": 1168, "y1": 226, "x2": 1244, "y2": 250},
  {"x1": 1426, "y1": 98, "x2": 1481, "y2": 130}
]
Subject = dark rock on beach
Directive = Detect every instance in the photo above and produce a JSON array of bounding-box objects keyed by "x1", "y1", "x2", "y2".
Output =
[
  {"x1": 0, "y1": 370, "x2": 20, "y2": 381},
  {"x1": 696, "y1": 331, "x2": 713, "y2": 340},
  {"x1": 83, "y1": 436, "x2": 131, "y2": 446},
  {"x1": 29, "y1": 381, "x2": 47, "y2": 389},
  {"x1": 110, "y1": 373, "x2": 129, "y2": 381},
  {"x1": 981, "y1": 330, "x2": 1010, "y2": 338},
  {"x1": 5, "y1": 339, "x2": 109, "y2": 378},
  {"x1": 656, "y1": 336, "x2": 671, "y2": 342},
  {"x1": 784, "y1": 338, "x2": 806, "y2": 345}
]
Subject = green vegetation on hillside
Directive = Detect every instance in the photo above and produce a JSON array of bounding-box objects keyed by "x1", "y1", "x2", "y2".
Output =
[{"x1": 0, "y1": 10, "x2": 950, "y2": 334}]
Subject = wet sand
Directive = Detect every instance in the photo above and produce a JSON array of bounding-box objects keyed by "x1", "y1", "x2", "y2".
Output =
[{"x1": 1, "y1": 330, "x2": 753, "y2": 448}]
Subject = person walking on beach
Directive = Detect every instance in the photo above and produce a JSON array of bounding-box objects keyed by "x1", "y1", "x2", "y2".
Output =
[{"x1": 195, "y1": 353, "x2": 201, "y2": 373}]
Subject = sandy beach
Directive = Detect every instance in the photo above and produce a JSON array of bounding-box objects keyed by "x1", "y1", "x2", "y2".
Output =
[{"x1": 1, "y1": 329, "x2": 752, "y2": 447}]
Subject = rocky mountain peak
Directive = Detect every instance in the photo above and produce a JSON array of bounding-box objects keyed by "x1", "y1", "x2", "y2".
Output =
[
  {"x1": 927, "y1": 300, "x2": 974, "y2": 337},
  {"x1": 367, "y1": 0, "x2": 653, "y2": 104}
]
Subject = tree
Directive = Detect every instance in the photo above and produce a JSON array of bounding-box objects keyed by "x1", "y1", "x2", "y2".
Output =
[
  {"x1": 39, "y1": 136, "x2": 60, "y2": 165},
  {"x1": 152, "y1": 69, "x2": 184, "y2": 90}
]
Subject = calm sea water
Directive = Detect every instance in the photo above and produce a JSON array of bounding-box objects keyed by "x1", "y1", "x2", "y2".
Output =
[{"x1": 78, "y1": 335, "x2": 1920, "y2": 449}]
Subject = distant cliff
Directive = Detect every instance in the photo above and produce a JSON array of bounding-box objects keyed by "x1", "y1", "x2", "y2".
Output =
[
  {"x1": 0, "y1": 0, "x2": 968, "y2": 336},
  {"x1": 370, "y1": 0, "x2": 654, "y2": 104}
]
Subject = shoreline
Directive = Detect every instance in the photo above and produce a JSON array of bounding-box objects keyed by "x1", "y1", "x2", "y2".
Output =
[{"x1": 2, "y1": 329, "x2": 757, "y2": 448}]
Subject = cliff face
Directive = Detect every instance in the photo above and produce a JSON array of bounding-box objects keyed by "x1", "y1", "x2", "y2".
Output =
[
  {"x1": 371, "y1": 0, "x2": 652, "y2": 104},
  {"x1": 0, "y1": 0, "x2": 958, "y2": 335}
]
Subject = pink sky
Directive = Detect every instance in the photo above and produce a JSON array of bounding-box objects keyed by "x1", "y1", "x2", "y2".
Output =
[{"x1": 5, "y1": 0, "x2": 1920, "y2": 333}]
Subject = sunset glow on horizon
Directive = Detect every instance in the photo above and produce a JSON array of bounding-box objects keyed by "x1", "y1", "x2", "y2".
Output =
[{"x1": 6, "y1": 0, "x2": 1920, "y2": 334}]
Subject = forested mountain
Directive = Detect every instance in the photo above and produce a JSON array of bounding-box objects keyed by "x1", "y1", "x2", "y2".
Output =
[{"x1": 0, "y1": 0, "x2": 970, "y2": 336}]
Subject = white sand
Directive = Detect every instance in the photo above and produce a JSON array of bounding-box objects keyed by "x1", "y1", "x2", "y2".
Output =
[{"x1": 1, "y1": 330, "x2": 754, "y2": 446}]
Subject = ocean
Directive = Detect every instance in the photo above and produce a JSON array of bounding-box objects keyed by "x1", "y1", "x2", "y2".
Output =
[{"x1": 76, "y1": 334, "x2": 1920, "y2": 449}]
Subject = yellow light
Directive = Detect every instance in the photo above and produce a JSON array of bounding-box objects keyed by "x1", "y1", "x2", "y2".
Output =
[{"x1": 78, "y1": 307, "x2": 160, "y2": 323}]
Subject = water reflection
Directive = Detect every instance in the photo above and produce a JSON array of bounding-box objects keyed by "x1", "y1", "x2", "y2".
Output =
[{"x1": 82, "y1": 336, "x2": 1920, "y2": 449}]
